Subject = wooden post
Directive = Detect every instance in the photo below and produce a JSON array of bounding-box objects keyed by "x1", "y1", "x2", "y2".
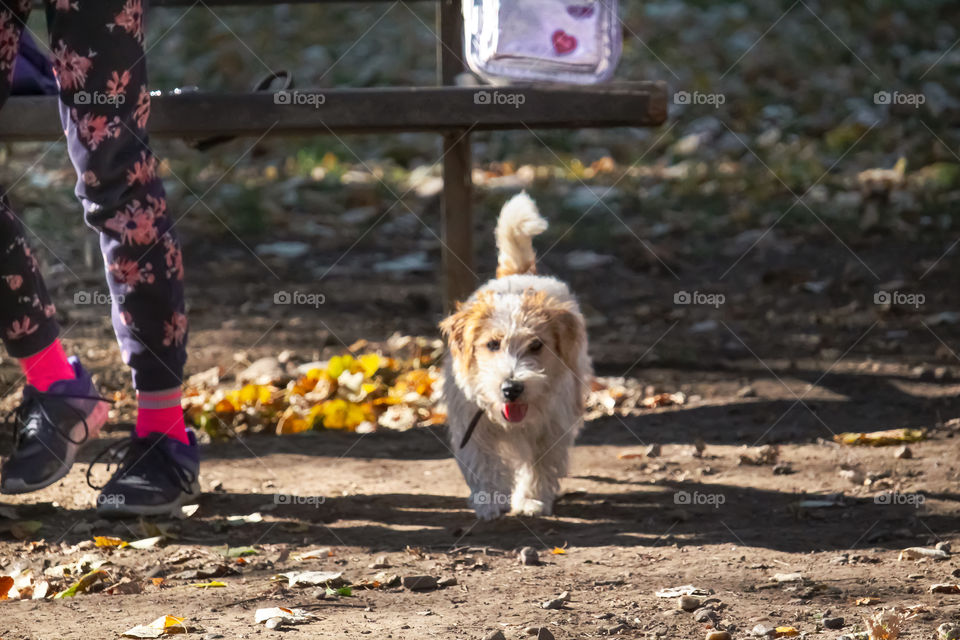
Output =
[{"x1": 438, "y1": 0, "x2": 475, "y2": 311}]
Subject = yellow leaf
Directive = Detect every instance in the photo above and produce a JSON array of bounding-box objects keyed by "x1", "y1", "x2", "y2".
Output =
[
  {"x1": 551, "y1": 547, "x2": 566, "y2": 555},
  {"x1": 833, "y1": 428, "x2": 925, "y2": 447},
  {"x1": 326, "y1": 355, "x2": 355, "y2": 379},
  {"x1": 188, "y1": 581, "x2": 226, "y2": 589},
  {"x1": 359, "y1": 353, "x2": 382, "y2": 378},
  {"x1": 0, "y1": 575, "x2": 12, "y2": 600},
  {"x1": 214, "y1": 397, "x2": 238, "y2": 413},
  {"x1": 94, "y1": 536, "x2": 128, "y2": 548},
  {"x1": 318, "y1": 398, "x2": 367, "y2": 431},
  {"x1": 236, "y1": 384, "x2": 274, "y2": 406},
  {"x1": 775, "y1": 627, "x2": 799, "y2": 637},
  {"x1": 276, "y1": 407, "x2": 311, "y2": 435}
]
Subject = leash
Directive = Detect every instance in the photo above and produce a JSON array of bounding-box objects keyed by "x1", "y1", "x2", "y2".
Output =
[{"x1": 459, "y1": 408, "x2": 484, "y2": 449}]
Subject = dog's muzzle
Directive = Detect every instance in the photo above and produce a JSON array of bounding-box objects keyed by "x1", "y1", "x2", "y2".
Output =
[{"x1": 501, "y1": 379, "x2": 524, "y2": 401}]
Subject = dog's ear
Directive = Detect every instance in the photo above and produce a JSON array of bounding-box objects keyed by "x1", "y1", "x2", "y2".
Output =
[
  {"x1": 440, "y1": 294, "x2": 494, "y2": 374},
  {"x1": 545, "y1": 301, "x2": 586, "y2": 374},
  {"x1": 439, "y1": 302, "x2": 470, "y2": 363}
]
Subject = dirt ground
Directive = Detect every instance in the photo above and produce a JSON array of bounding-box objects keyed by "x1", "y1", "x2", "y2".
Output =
[{"x1": 3, "y1": 225, "x2": 960, "y2": 639}]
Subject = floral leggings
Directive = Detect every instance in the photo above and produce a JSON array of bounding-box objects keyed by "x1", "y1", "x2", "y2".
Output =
[{"x1": 0, "y1": 0, "x2": 186, "y2": 392}]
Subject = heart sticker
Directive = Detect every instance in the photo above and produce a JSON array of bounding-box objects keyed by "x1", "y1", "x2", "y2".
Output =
[{"x1": 552, "y1": 29, "x2": 578, "y2": 55}]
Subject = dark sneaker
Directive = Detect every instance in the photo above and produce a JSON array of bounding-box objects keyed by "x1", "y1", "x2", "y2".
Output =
[
  {"x1": 89, "y1": 429, "x2": 200, "y2": 517},
  {"x1": 1, "y1": 357, "x2": 110, "y2": 494}
]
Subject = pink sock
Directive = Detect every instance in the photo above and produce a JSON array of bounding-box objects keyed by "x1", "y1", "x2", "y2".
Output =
[
  {"x1": 136, "y1": 388, "x2": 189, "y2": 444},
  {"x1": 19, "y1": 340, "x2": 76, "y2": 392}
]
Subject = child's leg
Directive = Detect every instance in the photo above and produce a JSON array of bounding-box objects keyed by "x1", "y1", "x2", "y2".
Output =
[
  {"x1": 0, "y1": 2, "x2": 62, "y2": 364},
  {"x1": 47, "y1": 0, "x2": 198, "y2": 514},
  {"x1": 47, "y1": 0, "x2": 189, "y2": 443}
]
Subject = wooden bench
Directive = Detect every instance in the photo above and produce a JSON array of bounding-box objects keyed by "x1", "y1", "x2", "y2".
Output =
[{"x1": 4, "y1": 0, "x2": 667, "y2": 308}]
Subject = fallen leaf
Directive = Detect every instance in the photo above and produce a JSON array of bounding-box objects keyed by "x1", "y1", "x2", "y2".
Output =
[
  {"x1": 655, "y1": 585, "x2": 710, "y2": 598},
  {"x1": 54, "y1": 569, "x2": 108, "y2": 598},
  {"x1": 274, "y1": 570, "x2": 345, "y2": 587},
  {"x1": 294, "y1": 548, "x2": 332, "y2": 561},
  {"x1": 899, "y1": 547, "x2": 949, "y2": 561},
  {"x1": 931, "y1": 584, "x2": 960, "y2": 594},
  {"x1": 7, "y1": 520, "x2": 42, "y2": 539},
  {"x1": 255, "y1": 606, "x2": 312, "y2": 629},
  {"x1": 128, "y1": 536, "x2": 163, "y2": 550},
  {"x1": 834, "y1": 428, "x2": 926, "y2": 446},
  {"x1": 188, "y1": 581, "x2": 227, "y2": 589},
  {"x1": 95, "y1": 536, "x2": 128, "y2": 548},
  {"x1": 221, "y1": 545, "x2": 257, "y2": 558},
  {"x1": 225, "y1": 512, "x2": 263, "y2": 526},
  {"x1": 551, "y1": 547, "x2": 566, "y2": 555},
  {"x1": 0, "y1": 575, "x2": 13, "y2": 599},
  {"x1": 122, "y1": 615, "x2": 194, "y2": 638},
  {"x1": 775, "y1": 627, "x2": 800, "y2": 637}
]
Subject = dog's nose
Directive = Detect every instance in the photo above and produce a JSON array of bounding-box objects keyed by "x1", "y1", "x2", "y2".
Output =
[{"x1": 501, "y1": 379, "x2": 524, "y2": 401}]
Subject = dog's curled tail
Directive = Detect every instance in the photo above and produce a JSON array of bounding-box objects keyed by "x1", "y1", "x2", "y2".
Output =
[{"x1": 495, "y1": 192, "x2": 548, "y2": 278}]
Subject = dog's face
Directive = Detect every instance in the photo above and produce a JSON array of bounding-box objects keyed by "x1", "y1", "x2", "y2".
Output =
[{"x1": 441, "y1": 289, "x2": 585, "y2": 425}]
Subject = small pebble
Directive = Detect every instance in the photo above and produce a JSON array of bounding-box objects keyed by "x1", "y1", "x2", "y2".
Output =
[
  {"x1": 523, "y1": 628, "x2": 554, "y2": 640},
  {"x1": 542, "y1": 598, "x2": 565, "y2": 610},
  {"x1": 401, "y1": 575, "x2": 438, "y2": 591},
  {"x1": 751, "y1": 624, "x2": 774, "y2": 637},
  {"x1": 646, "y1": 443, "x2": 662, "y2": 457},
  {"x1": 706, "y1": 632, "x2": 731, "y2": 640},
  {"x1": 437, "y1": 576, "x2": 458, "y2": 588},
  {"x1": 936, "y1": 541, "x2": 952, "y2": 553},
  {"x1": 606, "y1": 623, "x2": 629, "y2": 634},
  {"x1": 519, "y1": 547, "x2": 540, "y2": 566},
  {"x1": 894, "y1": 445, "x2": 912, "y2": 459},
  {"x1": 678, "y1": 595, "x2": 701, "y2": 611},
  {"x1": 694, "y1": 608, "x2": 719, "y2": 624},
  {"x1": 482, "y1": 632, "x2": 506, "y2": 640},
  {"x1": 823, "y1": 617, "x2": 844, "y2": 630}
]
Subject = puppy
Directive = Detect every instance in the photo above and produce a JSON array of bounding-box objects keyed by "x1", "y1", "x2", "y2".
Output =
[{"x1": 440, "y1": 193, "x2": 592, "y2": 520}]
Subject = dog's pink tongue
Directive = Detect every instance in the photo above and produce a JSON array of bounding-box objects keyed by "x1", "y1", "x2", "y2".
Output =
[{"x1": 502, "y1": 403, "x2": 528, "y2": 423}]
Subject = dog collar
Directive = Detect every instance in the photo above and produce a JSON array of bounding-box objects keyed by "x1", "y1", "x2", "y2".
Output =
[{"x1": 459, "y1": 409, "x2": 484, "y2": 449}]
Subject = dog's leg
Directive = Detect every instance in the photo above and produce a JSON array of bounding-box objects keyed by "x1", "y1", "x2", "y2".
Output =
[
  {"x1": 456, "y1": 444, "x2": 511, "y2": 520},
  {"x1": 510, "y1": 427, "x2": 576, "y2": 517}
]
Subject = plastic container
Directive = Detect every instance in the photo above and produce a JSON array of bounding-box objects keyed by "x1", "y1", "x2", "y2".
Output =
[{"x1": 463, "y1": 0, "x2": 622, "y2": 85}]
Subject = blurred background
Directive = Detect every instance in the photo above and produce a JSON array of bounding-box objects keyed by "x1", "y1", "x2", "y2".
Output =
[{"x1": 3, "y1": 0, "x2": 960, "y2": 435}]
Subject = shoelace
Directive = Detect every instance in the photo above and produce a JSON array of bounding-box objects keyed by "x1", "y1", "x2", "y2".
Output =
[
  {"x1": 7, "y1": 390, "x2": 111, "y2": 448},
  {"x1": 86, "y1": 436, "x2": 197, "y2": 493}
]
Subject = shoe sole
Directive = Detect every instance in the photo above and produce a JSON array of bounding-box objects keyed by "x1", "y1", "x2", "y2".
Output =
[
  {"x1": 96, "y1": 480, "x2": 202, "y2": 519},
  {"x1": 0, "y1": 400, "x2": 110, "y2": 495}
]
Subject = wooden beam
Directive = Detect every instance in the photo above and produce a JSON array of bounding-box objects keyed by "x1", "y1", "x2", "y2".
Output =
[
  {"x1": 437, "y1": 0, "x2": 474, "y2": 311},
  {"x1": 37, "y1": 0, "x2": 415, "y2": 5},
  {"x1": 0, "y1": 84, "x2": 667, "y2": 141}
]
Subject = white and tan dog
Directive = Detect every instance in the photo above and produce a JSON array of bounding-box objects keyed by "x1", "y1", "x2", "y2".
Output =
[{"x1": 440, "y1": 193, "x2": 591, "y2": 520}]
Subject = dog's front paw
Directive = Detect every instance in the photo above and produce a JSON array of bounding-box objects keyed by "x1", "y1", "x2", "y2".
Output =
[
  {"x1": 472, "y1": 500, "x2": 506, "y2": 520},
  {"x1": 469, "y1": 492, "x2": 508, "y2": 520},
  {"x1": 511, "y1": 497, "x2": 552, "y2": 517}
]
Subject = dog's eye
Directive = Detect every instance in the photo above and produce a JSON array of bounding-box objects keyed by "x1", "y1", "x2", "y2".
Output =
[
  {"x1": 529, "y1": 339, "x2": 543, "y2": 353},
  {"x1": 486, "y1": 339, "x2": 501, "y2": 352}
]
